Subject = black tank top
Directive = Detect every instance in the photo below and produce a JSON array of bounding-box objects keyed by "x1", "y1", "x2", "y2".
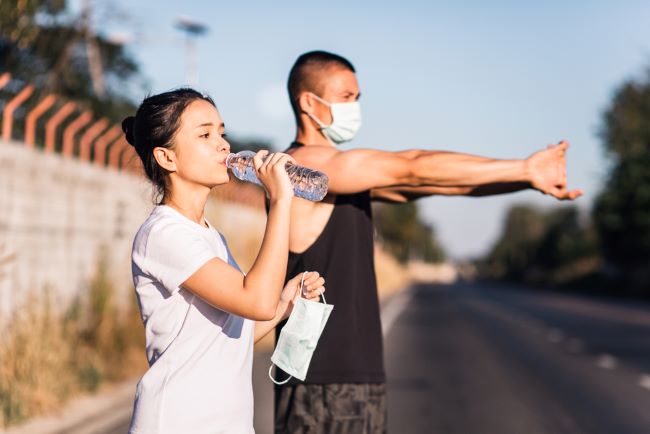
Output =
[{"x1": 274, "y1": 143, "x2": 385, "y2": 384}]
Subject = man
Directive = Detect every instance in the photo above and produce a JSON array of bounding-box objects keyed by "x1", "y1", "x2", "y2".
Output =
[{"x1": 273, "y1": 50, "x2": 581, "y2": 434}]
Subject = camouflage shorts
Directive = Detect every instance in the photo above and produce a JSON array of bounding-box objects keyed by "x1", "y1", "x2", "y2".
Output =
[{"x1": 274, "y1": 383, "x2": 387, "y2": 434}]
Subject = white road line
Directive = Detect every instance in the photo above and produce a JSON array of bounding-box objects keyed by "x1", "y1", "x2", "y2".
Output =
[
  {"x1": 381, "y1": 290, "x2": 413, "y2": 336},
  {"x1": 596, "y1": 354, "x2": 618, "y2": 370},
  {"x1": 639, "y1": 374, "x2": 650, "y2": 391}
]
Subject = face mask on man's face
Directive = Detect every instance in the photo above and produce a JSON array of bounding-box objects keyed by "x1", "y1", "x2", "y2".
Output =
[{"x1": 306, "y1": 93, "x2": 362, "y2": 145}]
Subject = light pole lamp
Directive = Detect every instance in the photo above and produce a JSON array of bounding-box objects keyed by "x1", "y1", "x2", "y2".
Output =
[{"x1": 175, "y1": 16, "x2": 209, "y2": 87}]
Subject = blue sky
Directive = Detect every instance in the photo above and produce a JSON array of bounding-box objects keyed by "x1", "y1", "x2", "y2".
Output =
[{"x1": 80, "y1": 0, "x2": 650, "y2": 258}]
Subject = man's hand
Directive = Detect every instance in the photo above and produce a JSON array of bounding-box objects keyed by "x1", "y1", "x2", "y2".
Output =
[{"x1": 525, "y1": 140, "x2": 583, "y2": 200}]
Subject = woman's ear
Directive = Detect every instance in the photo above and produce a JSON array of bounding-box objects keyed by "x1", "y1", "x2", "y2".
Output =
[{"x1": 153, "y1": 147, "x2": 177, "y2": 172}]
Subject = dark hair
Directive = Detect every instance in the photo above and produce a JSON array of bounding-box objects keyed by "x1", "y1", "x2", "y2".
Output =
[
  {"x1": 287, "y1": 51, "x2": 355, "y2": 120},
  {"x1": 122, "y1": 88, "x2": 215, "y2": 202}
]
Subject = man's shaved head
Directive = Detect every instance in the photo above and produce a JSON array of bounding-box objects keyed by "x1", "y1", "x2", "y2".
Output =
[{"x1": 287, "y1": 51, "x2": 356, "y2": 119}]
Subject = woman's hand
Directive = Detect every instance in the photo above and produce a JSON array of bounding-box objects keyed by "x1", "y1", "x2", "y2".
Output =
[
  {"x1": 253, "y1": 150, "x2": 295, "y2": 203},
  {"x1": 278, "y1": 271, "x2": 326, "y2": 320}
]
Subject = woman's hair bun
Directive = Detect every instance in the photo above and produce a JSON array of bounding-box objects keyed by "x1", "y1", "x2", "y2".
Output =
[{"x1": 121, "y1": 116, "x2": 136, "y2": 147}]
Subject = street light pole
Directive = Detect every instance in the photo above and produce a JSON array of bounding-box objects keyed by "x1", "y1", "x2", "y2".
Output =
[{"x1": 175, "y1": 16, "x2": 208, "y2": 87}]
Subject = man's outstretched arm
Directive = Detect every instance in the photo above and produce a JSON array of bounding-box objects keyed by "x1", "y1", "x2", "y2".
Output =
[
  {"x1": 370, "y1": 182, "x2": 536, "y2": 203},
  {"x1": 293, "y1": 141, "x2": 582, "y2": 200}
]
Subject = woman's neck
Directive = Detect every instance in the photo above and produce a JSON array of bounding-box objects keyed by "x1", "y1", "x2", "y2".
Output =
[{"x1": 162, "y1": 184, "x2": 210, "y2": 227}]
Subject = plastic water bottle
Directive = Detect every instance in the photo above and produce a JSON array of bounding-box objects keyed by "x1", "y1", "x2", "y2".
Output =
[{"x1": 226, "y1": 150, "x2": 329, "y2": 201}]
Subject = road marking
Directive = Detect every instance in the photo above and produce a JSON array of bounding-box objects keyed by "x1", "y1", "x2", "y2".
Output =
[
  {"x1": 381, "y1": 290, "x2": 413, "y2": 336},
  {"x1": 596, "y1": 354, "x2": 618, "y2": 370},
  {"x1": 639, "y1": 374, "x2": 650, "y2": 391},
  {"x1": 546, "y1": 328, "x2": 564, "y2": 343}
]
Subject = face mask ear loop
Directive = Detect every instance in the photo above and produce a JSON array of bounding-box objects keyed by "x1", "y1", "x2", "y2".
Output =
[
  {"x1": 295, "y1": 271, "x2": 307, "y2": 303},
  {"x1": 268, "y1": 364, "x2": 293, "y2": 385},
  {"x1": 309, "y1": 92, "x2": 331, "y2": 107},
  {"x1": 305, "y1": 93, "x2": 334, "y2": 133},
  {"x1": 268, "y1": 271, "x2": 308, "y2": 385}
]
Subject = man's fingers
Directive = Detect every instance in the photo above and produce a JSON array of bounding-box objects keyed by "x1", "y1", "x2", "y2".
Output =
[
  {"x1": 567, "y1": 189, "x2": 583, "y2": 199},
  {"x1": 557, "y1": 140, "x2": 570, "y2": 151},
  {"x1": 549, "y1": 187, "x2": 583, "y2": 200}
]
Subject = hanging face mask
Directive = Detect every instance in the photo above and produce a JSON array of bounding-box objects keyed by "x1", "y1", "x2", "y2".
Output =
[
  {"x1": 269, "y1": 272, "x2": 334, "y2": 384},
  {"x1": 306, "y1": 93, "x2": 362, "y2": 145}
]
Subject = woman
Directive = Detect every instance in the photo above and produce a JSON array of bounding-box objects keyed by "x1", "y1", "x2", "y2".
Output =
[{"x1": 123, "y1": 88, "x2": 324, "y2": 433}]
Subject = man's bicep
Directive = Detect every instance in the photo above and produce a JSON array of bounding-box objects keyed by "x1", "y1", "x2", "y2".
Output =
[{"x1": 318, "y1": 149, "x2": 414, "y2": 194}]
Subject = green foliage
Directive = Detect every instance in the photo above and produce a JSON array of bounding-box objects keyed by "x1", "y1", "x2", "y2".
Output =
[
  {"x1": 0, "y1": 0, "x2": 140, "y2": 131},
  {"x1": 479, "y1": 204, "x2": 599, "y2": 284},
  {"x1": 594, "y1": 74, "x2": 650, "y2": 277},
  {"x1": 0, "y1": 1, "x2": 66, "y2": 50},
  {"x1": 373, "y1": 202, "x2": 446, "y2": 264}
]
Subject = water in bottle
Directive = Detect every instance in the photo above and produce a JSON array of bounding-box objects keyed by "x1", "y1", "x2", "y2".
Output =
[{"x1": 226, "y1": 150, "x2": 329, "y2": 201}]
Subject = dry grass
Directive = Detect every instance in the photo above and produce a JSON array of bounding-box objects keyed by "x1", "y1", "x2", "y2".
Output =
[
  {"x1": 0, "y1": 199, "x2": 412, "y2": 427},
  {"x1": 0, "y1": 254, "x2": 147, "y2": 428},
  {"x1": 374, "y1": 245, "x2": 411, "y2": 300},
  {"x1": 205, "y1": 198, "x2": 267, "y2": 273}
]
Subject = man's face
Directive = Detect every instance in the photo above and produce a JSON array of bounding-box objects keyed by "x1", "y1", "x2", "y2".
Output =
[{"x1": 309, "y1": 66, "x2": 360, "y2": 126}]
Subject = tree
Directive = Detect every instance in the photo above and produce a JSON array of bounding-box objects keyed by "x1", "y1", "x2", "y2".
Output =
[
  {"x1": 479, "y1": 204, "x2": 599, "y2": 284},
  {"x1": 480, "y1": 204, "x2": 547, "y2": 280},
  {"x1": 373, "y1": 202, "x2": 446, "y2": 264},
  {"x1": 594, "y1": 74, "x2": 650, "y2": 282},
  {"x1": 0, "y1": 0, "x2": 141, "y2": 124}
]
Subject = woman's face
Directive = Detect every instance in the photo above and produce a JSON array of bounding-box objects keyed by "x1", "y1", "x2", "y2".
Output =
[{"x1": 170, "y1": 99, "x2": 231, "y2": 187}]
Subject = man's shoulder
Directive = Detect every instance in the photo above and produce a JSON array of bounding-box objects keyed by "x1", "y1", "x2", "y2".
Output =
[
  {"x1": 287, "y1": 144, "x2": 341, "y2": 165},
  {"x1": 286, "y1": 145, "x2": 343, "y2": 158}
]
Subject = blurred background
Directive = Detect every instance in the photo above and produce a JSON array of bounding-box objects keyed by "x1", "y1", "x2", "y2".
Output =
[{"x1": 1, "y1": 1, "x2": 649, "y2": 433}]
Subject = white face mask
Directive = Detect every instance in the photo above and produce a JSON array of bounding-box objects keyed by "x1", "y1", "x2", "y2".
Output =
[
  {"x1": 307, "y1": 93, "x2": 362, "y2": 145},
  {"x1": 269, "y1": 273, "x2": 334, "y2": 384}
]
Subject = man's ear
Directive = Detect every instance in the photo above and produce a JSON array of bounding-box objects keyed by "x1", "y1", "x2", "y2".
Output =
[
  {"x1": 297, "y1": 92, "x2": 315, "y2": 115},
  {"x1": 153, "y1": 146, "x2": 177, "y2": 172}
]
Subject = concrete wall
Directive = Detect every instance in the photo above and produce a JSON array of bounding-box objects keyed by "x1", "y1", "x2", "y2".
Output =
[
  {"x1": 0, "y1": 140, "x2": 269, "y2": 321},
  {"x1": 0, "y1": 140, "x2": 153, "y2": 319}
]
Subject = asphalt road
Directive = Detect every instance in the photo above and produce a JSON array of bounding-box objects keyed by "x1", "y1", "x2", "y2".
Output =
[
  {"x1": 104, "y1": 282, "x2": 650, "y2": 434},
  {"x1": 384, "y1": 282, "x2": 650, "y2": 434}
]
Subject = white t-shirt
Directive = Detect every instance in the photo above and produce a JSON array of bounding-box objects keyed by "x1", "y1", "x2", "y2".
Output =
[{"x1": 129, "y1": 205, "x2": 255, "y2": 434}]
